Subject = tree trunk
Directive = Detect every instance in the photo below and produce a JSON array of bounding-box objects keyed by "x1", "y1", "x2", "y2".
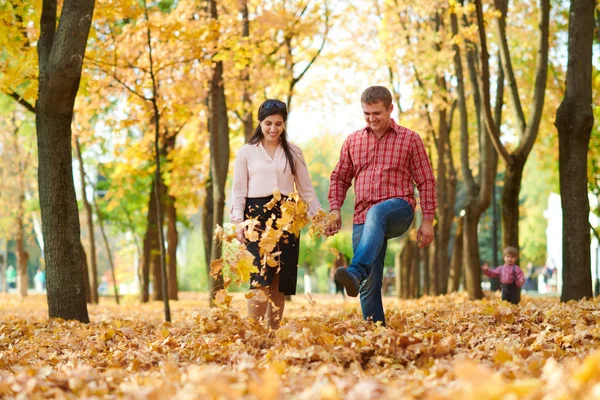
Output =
[
  {"x1": 394, "y1": 249, "x2": 401, "y2": 298},
  {"x1": 166, "y1": 194, "x2": 178, "y2": 300},
  {"x1": 490, "y1": 182, "x2": 501, "y2": 291},
  {"x1": 501, "y1": 156, "x2": 525, "y2": 252},
  {"x1": 36, "y1": 0, "x2": 94, "y2": 322},
  {"x1": 75, "y1": 137, "x2": 98, "y2": 303},
  {"x1": 447, "y1": 216, "x2": 464, "y2": 293},
  {"x1": 240, "y1": 0, "x2": 253, "y2": 141},
  {"x1": 202, "y1": 177, "x2": 214, "y2": 272},
  {"x1": 555, "y1": 0, "x2": 595, "y2": 302},
  {"x1": 399, "y1": 238, "x2": 413, "y2": 299},
  {"x1": 81, "y1": 245, "x2": 91, "y2": 303},
  {"x1": 427, "y1": 231, "x2": 437, "y2": 295},
  {"x1": 141, "y1": 178, "x2": 159, "y2": 303},
  {"x1": 207, "y1": 0, "x2": 230, "y2": 305},
  {"x1": 463, "y1": 206, "x2": 484, "y2": 299},
  {"x1": 151, "y1": 178, "x2": 164, "y2": 302},
  {"x1": 16, "y1": 179, "x2": 28, "y2": 298}
]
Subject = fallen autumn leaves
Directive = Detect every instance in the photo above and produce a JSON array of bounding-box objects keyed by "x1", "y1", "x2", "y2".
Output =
[{"x1": 1, "y1": 292, "x2": 599, "y2": 399}]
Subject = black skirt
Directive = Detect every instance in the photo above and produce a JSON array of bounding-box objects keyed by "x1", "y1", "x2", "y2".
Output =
[{"x1": 244, "y1": 196, "x2": 300, "y2": 295}]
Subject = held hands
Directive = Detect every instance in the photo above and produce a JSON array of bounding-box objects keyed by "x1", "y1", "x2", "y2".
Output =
[
  {"x1": 416, "y1": 219, "x2": 434, "y2": 248},
  {"x1": 326, "y1": 210, "x2": 342, "y2": 236}
]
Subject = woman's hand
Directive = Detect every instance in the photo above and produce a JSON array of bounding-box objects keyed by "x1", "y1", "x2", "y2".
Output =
[{"x1": 236, "y1": 223, "x2": 246, "y2": 244}]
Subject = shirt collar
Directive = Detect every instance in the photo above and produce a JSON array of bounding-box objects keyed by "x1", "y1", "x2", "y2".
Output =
[{"x1": 363, "y1": 119, "x2": 401, "y2": 138}]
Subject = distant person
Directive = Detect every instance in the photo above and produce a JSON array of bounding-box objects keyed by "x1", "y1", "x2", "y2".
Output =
[
  {"x1": 482, "y1": 246, "x2": 525, "y2": 304},
  {"x1": 6, "y1": 265, "x2": 16, "y2": 289},
  {"x1": 330, "y1": 253, "x2": 347, "y2": 298},
  {"x1": 34, "y1": 269, "x2": 45, "y2": 292},
  {"x1": 230, "y1": 99, "x2": 322, "y2": 329}
]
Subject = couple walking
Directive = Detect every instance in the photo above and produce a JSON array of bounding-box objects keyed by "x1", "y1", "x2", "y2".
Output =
[{"x1": 230, "y1": 86, "x2": 437, "y2": 329}]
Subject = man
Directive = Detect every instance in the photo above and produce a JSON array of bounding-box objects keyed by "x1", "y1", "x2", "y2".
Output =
[{"x1": 327, "y1": 86, "x2": 437, "y2": 325}]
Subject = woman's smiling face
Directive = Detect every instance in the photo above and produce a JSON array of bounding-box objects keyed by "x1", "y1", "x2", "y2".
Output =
[{"x1": 260, "y1": 114, "x2": 285, "y2": 144}]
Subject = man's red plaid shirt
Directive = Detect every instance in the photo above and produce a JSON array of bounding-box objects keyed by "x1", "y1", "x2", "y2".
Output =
[{"x1": 328, "y1": 119, "x2": 437, "y2": 224}]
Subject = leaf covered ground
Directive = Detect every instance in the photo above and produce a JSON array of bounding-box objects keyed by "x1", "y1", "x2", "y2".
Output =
[{"x1": 1, "y1": 292, "x2": 600, "y2": 399}]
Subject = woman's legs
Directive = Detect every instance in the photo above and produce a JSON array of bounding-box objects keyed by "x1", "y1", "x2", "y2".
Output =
[
  {"x1": 266, "y1": 272, "x2": 285, "y2": 329},
  {"x1": 247, "y1": 271, "x2": 285, "y2": 329},
  {"x1": 247, "y1": 288, "x2": 269, "y2": 323}
]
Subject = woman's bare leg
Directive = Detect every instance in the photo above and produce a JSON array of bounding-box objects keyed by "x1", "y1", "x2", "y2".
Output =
[
  {"x1": 247, "y1": 288, "x2": 269, "y2": 323},
  {"x1": 266, "y1": 272, "x2": 285, "y2": 329}
]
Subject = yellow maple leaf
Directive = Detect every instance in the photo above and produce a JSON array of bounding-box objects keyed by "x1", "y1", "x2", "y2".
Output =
[
  {"x1": 209, "y1": 259, "x2": 223, "y2": 277},
  {"x1": 235, "y1": 249, "x2": 259, "y2": 283}
]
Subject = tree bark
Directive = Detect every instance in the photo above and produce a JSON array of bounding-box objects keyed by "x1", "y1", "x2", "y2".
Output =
[
  {"x1": 166, "y1": 193, "x2": 178, "y2": 300},
  {"x1": 240, "y1": 0, "x2": 253, "y2": 141},
  {"x1": 75, "y1": 137, "x2": 98, "y2": 303},
  {"x1": 463, "y1": 206, "x2": 484, "y2": 299},
  {"x1": 399, "y1": 238, "x2": 413, "y2": 299},
  {"x1": 207, "y1": 0, "x2": 229, "y2": 305},
  {"x1": 202, "y1": 177, "x2": 214, "y2": 272},
  {"x1": 555, "y1": 0, "x2": 595, "y2": 302},
  {"x1": 141, "y1": 178, "x2": 159, "y2": 303},
  {"x1": 501, "y1": 156, "x2": 525, "y2": 252},
  {"x1": 36, "y1": 0, "x2": 94, "y2": 322},
  {"x1": 447, "y1": 216, "x2": 464, "y2": 293}
]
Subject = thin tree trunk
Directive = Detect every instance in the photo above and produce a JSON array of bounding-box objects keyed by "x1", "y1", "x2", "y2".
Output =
[
  {"x1": 427, "y1": 231, "x2": 437, "y2": 295},
  {"x1": 166, "y1": 194, "x2": 178, "y2": 300},
  {"x1": 81, "y1": 245, "x2": 91, "y2": 303},
  {"x1": 96, "y1": 206, "x2": 120, "y2": 305},
  {"x1": 555, "y1": 0, "x2": 595, "y2": 302},
  {"x1": 16, "y1": 221, "x2": 28, "y2": 298},
  {"x1": 141, "y1": 178, "x2": 159, "y2": 303},
  {"x1": 448, "y1": 216, "x2": 464, "y2": 292},
  {"x1": 202, "y1": 177, "x2": 214, "y2": 272},
  {"x1": 463, "y1": 206, "x2": 484, "y2": 299},
  {"x1": 400, "y1": 238, "x2": 413, "y2": 299},
  {"x1": 36, "y1": 0, "x2": 93, "y2": 322},
  {"x1": 75, "y1": 137, "x2": 98, "y2": 303},
  {"x1": 394, "y1": 249, "x2": 401, "y2": 298},
  {"x1": 207, "y1": 0, "x2": 229, "y2": 306},
  {"x1": 240, "y1": 0, "x2": 253, "y2": 141}
]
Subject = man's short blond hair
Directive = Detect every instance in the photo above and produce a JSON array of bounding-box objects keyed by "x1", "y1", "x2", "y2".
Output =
[
  {"x1": 503, "y1": 246, "x2": 519, "y2": 257},
  {"x1": 361, "y1": 86, "x2": 393, "y2": 108}
]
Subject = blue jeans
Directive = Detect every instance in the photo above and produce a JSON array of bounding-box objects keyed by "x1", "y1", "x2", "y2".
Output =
[{"x1": 349, "y1": 198, "x2": 414, "y2": 325}]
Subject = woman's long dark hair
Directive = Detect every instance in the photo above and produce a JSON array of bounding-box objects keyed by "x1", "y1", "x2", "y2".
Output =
[{"x1": 248, "y1": 99, "x2": 297, "y2": 176}]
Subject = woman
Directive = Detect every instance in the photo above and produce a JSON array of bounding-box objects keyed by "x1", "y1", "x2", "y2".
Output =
[{"x1": 230, "y1": 99, "x2": 322, "y2": 329}]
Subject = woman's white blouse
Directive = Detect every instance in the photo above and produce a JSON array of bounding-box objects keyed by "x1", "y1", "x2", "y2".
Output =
[{"x1": 230, "y1": 142, "x2": 323, "y2": 223}]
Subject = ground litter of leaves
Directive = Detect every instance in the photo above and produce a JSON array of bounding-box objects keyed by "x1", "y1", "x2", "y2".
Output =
[{"x1": 1, "y1": 292, "x2": 600, "y2": 399}]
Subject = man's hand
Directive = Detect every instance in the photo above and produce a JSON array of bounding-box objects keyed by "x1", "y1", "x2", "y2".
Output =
[
  {"x1": 326, "y1": 210, "x2": 342, "y2": 236},
  {"x1": 416, "y1": 219, "x2": 434, "y2": 248}
]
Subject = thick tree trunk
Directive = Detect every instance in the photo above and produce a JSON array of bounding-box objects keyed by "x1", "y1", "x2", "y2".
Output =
[
  {"x1": 555, "y1": 0, "x2": 595, "y2": 302},
  {"x1": 36, "y1": 0, "x2": 93, "y2": 323},
  {"x1": 463, "y1": 206, "x2": 484, "y2": 299},
  {"x1": 447, "y1": 216, "x2": 464, "y2": 293},
  {"x1": 166, "y1": 194, "x2": 178, "y2": 300},
  {"x1": 75, "y1": 137, "x2": 98, "y2": 303},
  {"x1": 501, "y1": 156, "x2": 525, "y2": 252}
]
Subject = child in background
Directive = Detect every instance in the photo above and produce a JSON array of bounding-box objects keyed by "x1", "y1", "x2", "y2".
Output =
[{"x1": 482, "y1": 246, "x2": 525, "y2": 304}]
